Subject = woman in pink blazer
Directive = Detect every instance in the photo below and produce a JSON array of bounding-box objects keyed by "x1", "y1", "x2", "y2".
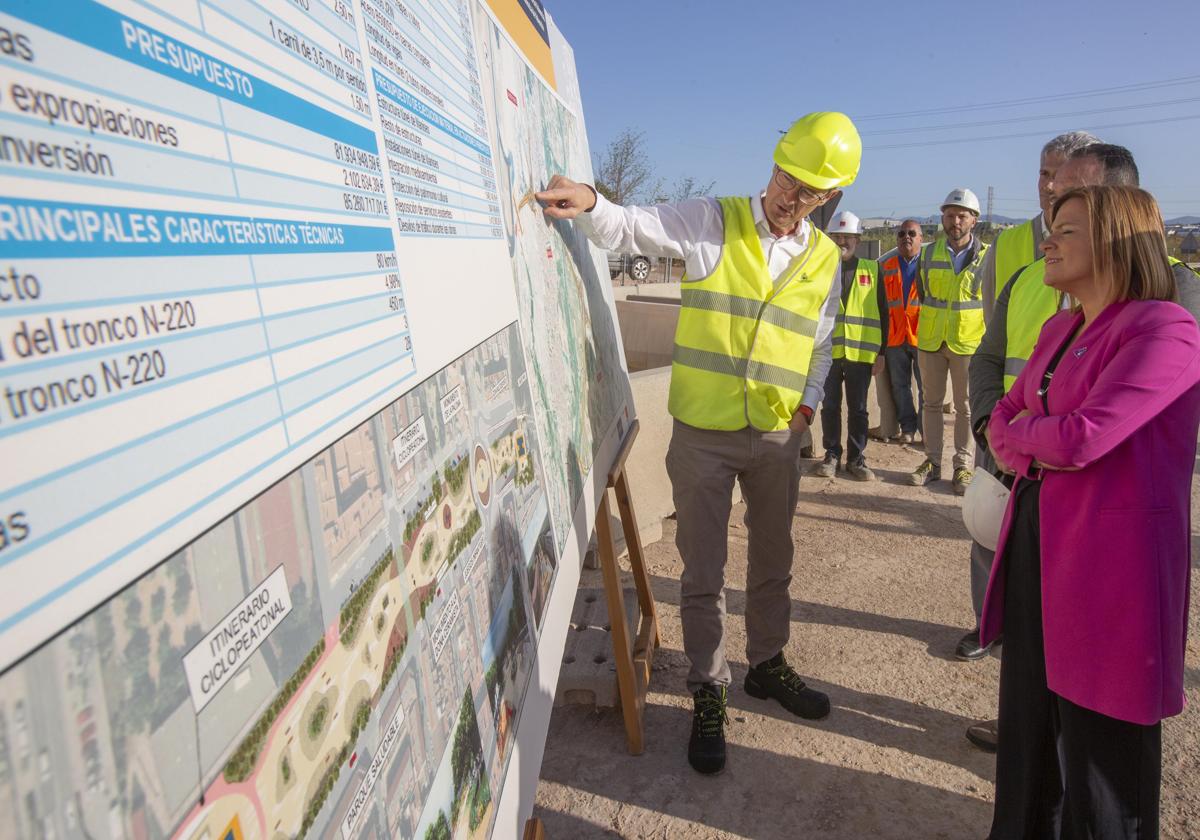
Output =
[{"x1": 981, "y1": 186, "x2": 1200, "y2": 839}]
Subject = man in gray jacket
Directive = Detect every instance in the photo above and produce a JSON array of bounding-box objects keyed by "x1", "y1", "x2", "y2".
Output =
[{"x1": 955, "y1": 131, "x2": 1098, "y2": 663}]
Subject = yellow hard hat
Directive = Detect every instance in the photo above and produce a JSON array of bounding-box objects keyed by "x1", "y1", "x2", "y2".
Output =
[{"x1": 774, "y1": 112, "x2": 862, "y2": 190}]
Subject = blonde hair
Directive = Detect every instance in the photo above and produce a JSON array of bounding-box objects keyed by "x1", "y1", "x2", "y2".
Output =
[{"x1": 1050, "y1": 185, "x2": 1177, "y2": 304}]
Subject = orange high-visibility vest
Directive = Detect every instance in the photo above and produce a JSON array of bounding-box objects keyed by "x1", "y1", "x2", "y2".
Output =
[{"x1": 879, "y1": 252, "x2": 920, "y2": 347}]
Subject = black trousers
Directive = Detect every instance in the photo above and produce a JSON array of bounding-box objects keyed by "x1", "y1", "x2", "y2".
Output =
[
  {"x1": 990, "y1": 481, "x2": 1162, "y2": 840},
  {"x1": 820, "y1": 358, "x2": 872, "y2": 465}
]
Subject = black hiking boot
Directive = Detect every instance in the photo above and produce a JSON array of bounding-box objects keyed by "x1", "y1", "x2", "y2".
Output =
[
  {"x1": 744, "y1": 653, "x2": 830, "y2": 720},
  {"x1": 688, "y1": 684, "x2": 728, "y2": 774}
]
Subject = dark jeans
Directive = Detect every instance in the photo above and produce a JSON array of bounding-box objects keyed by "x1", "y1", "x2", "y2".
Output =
[
  {"x1": 885, "y1": 343, "x2": 923, "y2": 435},
  {"x1": 990, "y1": 481, "x2": 1161, "y2": 840},
  {"x1": 820, "y1": 358, "x2": 872, "y2": 465}
]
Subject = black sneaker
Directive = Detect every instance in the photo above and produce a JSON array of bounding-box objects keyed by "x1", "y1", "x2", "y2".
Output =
[
  {"x1": 744, "y1": 653, "x2": 830, "y2": 719},
  {"x1": 799, "y1": 444, "x2": 815, "y2": 459},
  {"x1": 688, "y1": 684, "x2": 728, "y2": 774}
]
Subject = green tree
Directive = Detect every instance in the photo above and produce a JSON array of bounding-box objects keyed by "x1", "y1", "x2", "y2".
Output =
[
  {"x1": 172, "y1": 571, "x2": 192, "y2": 615},
  {"x1": 123, "y1": 592, "x2": 142, "y2": 625},
  {"x1": 123, "y1": 626, "x2": 150, "y2": 671},
  {"x1": 424, "y1": 812, "x2": 451, "y2": 840},
  {"x1": 150, "y1": 587, "x2": 166, "y2": 623},
  {"x1": 450, "y1": 690, "x2": 482, "y2": 815}
]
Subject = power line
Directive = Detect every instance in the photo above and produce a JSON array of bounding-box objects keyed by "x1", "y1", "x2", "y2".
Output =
[
  {"x1": 868, "y1": 113, "x2": 1200, "y2": 150},
  {"x1": 855, "y1": 74, "x2": 1200, "y2": 121},
  {"x1": 860, "y1": 96, "x2": 1200, "y2": 137}
]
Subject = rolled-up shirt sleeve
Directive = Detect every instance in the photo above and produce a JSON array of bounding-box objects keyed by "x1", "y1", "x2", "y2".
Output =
[{"x1": 802, "y1": 265, "x2": 842, "y2": 410}]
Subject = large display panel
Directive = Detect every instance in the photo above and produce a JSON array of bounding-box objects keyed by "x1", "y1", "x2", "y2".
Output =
[{"x1": 0, "y1": 0, "x2": 632, "y2": 837}]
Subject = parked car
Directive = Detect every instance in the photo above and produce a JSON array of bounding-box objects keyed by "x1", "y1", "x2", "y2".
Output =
[{"x1": 607, "y1": 252, "x2": 652, "y2": 282}]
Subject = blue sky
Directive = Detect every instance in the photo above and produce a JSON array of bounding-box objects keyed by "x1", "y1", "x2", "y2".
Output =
[{"x1": 546, "y1": 0, "x2": 1200, "y2": 221}]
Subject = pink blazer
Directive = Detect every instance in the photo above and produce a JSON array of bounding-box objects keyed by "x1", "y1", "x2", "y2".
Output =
[{"x1": 981, "y1": 299, "x2": 1200, "y2": 724}]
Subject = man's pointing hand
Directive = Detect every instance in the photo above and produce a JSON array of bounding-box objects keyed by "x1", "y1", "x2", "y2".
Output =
[{"x1": 536, "y1": 174, "x2": 597, "y2": 220}]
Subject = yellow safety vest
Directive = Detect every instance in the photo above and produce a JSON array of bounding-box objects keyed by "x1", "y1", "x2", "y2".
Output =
[
  {"x1": 993, "y1": 216, "x2": 1042, "y2": 295},
  {"x1": 917, "y1": 237, "x2": 988, "y2": 354},
  {"x1": 1004, "y1": 257, "x2": 1200, "y2": 391},
  {"x1": 832, "y1": 258, "x2": 881, "y2": 363},
  {"x1": 1003, "y1": 260, "x2": 1056, "y2": 391},
  {"x1": 668, "y1": 196, "x2": 840, "y2": 431}
]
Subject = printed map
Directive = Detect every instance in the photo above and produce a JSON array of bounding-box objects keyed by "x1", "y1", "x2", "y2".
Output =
[
  {"x1": 475, "y1": 3, "x2": 630, "y2": 551},
  {"x1": 0, "y1": 324, "x2": 556, "y2": 840}
]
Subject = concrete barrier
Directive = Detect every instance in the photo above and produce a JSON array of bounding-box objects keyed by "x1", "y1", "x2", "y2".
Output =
[{"x1": 614, "y1": 298, "x2": 680, "y2": 372}]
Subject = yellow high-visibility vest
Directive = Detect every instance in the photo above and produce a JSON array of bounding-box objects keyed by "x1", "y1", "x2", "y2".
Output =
[
  {"x1": 993, "y1": 216, "x2": 1041, "y2": 295},
  {"x1": 917, "y1": 236, "x2": 988, "y2": 355},
  {"x1": 1003, "y1": 259, "x2": 1056, "y2": 391},
  {"x1": 1004, "y1": 257, "x2": 1200, "y2": 391},
  {"x1": 832, "y1": 258, "x2": 881, "y2": 363},
  {"x1": 668, "y1": 196, "x2": 840, "y2": 431}
]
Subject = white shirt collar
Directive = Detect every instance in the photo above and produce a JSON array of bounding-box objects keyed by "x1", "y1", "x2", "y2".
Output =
[{"x1": 752, "y1": 192, "x2": 810, "y2": 246}]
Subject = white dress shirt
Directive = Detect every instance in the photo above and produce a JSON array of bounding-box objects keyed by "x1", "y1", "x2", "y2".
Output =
[{"x1": 576, "y1": 192, "x2": 840, "y2": 411}]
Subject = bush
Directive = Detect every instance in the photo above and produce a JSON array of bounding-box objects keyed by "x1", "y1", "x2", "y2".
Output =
[
  {"x1": 339, "y1": 549, "x2": 394, "y2": 646},
  {"x1": 223, "y1": 637, "x2": 325, "y2": 783},
  {"x1": 307, "y1": 699, "x2": 329, "y2": 740},
  {"x1": 446, "y1": 510, "x2": 482, "y2": 565}
]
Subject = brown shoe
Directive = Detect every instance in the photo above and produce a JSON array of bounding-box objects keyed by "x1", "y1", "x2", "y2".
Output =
[{"x1": 966, "y1": 719, "x2": 998, "y2": 752}]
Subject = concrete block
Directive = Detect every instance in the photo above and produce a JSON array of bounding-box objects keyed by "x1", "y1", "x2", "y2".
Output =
[
  {"x1": 614, "y1": 299, "x2": 680, "y2": 373},
  {"x1": 555, "y1": 587, "x2": 639, "y2": 708}
]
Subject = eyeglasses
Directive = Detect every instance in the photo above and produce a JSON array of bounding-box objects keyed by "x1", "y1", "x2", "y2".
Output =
[
  {"x1": 896, "y1": 230, "x2": 919, "y2": 238},
  {"x1": 772, "y1": 168, "x2": 833, "y2": 205}
]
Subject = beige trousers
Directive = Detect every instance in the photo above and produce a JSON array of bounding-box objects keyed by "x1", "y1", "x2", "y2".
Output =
[
  {"x1": 917, "y1": 343, "x2": 973, "y2": 470},
  {"x1": 665, "y1": 419, "x2": 803, "y2": 692}
]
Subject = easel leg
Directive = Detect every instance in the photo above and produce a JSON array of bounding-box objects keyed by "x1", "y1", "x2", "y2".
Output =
[
  {"x1": 596, "y1": 491, "x2": 645, "y2": 754},
  {"x1": 613, "y1": 471, "x2": 661, "y2": 650}
]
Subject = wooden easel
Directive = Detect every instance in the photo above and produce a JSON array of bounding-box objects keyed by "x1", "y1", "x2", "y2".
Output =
[{"x1": 593, "y1": 419, "x2": 661, "y2": 754}]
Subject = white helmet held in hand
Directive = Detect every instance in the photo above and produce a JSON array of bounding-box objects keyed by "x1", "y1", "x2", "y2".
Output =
[
  {"x1": 962, "y1": 469, "x2": 1010, "y2": 551},
  {"x1": 941, "y1": 188, "x2": 981, "y2": 215},
  {"x1": 827, "y1": 210, "x2": 862, "y2": 235}
]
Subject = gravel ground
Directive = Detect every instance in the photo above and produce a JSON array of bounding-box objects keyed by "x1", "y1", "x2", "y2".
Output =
[{"x1": 533, "y1": 414, "x2": 1200, "y2": 839}]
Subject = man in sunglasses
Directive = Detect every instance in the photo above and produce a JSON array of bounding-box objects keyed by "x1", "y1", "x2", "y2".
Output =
[
  {"x1": 875, "y1": 220, "x2": 925, "y2": 443},
  {"x1": 537, "y1": 112, "x2": 862, "y2": 775}
]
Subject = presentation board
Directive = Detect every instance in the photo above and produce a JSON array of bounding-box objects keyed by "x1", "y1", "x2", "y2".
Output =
[{"x1": 0, "y1": 0, "x2": 633, "y2": 837}]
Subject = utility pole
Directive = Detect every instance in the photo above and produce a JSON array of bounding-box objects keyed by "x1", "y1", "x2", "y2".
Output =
[{"x1": 986, "y1": 186, "x2": 995, "y2": 229}]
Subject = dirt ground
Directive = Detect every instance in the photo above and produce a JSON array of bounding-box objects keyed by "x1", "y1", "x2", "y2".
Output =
[{"x1": 533, "y1": 413, "x2": 1200, "y2": 839}]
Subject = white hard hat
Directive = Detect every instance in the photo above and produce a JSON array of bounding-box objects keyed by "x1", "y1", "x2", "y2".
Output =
[
  {"x1": 941, "y1": 188, "x2": 980, "y2": 215},
  {"x1": 962, "y1": 470, "x2": 1010, "y2": 551},
  {"x1": 827, "y1": 210, "x2": 862, "y2": 235}
]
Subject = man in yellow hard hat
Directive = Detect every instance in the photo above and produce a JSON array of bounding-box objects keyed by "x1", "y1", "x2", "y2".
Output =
[{"x1": 538, "y1": 112, "x2": 861, "y2": 775}]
